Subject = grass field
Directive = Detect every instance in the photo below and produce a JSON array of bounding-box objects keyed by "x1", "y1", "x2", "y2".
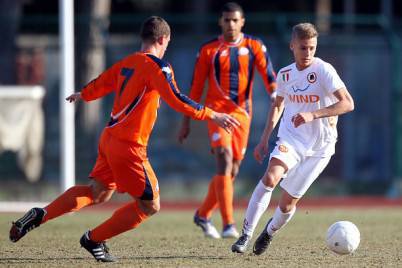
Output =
[{"x1": 1, "y1": 208, "x2": 402, "y2": 267}]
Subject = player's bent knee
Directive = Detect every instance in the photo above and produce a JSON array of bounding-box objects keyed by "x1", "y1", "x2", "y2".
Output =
[
  {"x1": 138, "y1": 199, "x2": 160, "y2": 216},
  {"x1": 261, "y1": 173, "x2": 277, "y2": 188},
  {"x1": 89, "y1": 181, "x2": 114, "y2": 204}
]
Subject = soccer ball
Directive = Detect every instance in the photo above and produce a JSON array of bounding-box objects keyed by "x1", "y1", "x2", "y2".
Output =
[{"x1": 326, "y1": 221, "x2": 360, "y2": 255}]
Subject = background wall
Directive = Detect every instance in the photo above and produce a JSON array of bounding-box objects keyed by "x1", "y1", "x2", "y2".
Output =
[{"x1": 0, "y1": 0, "x2": 401, "y2": 201}]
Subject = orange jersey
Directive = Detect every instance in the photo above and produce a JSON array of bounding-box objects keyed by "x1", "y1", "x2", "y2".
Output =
[
  {"x1": 81, "y1": 52, "x2": 213, "y2": 146},
  {"x1": 189, "y1": 34, "x2": 277, "y2": 115}
]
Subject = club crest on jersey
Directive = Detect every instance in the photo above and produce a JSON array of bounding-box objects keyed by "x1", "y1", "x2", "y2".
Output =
[
  {"x1": 278, "y1": 144, "x2": 288, "y2": 153},
  {"x1": 307, "y1": 72, "x2": 317, "y2": 83},
  {"x1": 280, "y1": 68, "x2": 291, "y2": 82},
  {"x1": 239, "y1": 47, "x2": 249, "y2": 55}
]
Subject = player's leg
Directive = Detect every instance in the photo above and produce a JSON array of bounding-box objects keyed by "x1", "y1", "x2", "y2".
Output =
[
  {"x1": 213, "y1": 146, "x2": 236, "y2": 224},
  {"x1": 80, "y1": 142, "x2": 159, "y2": 262},
  {"x1": 232, "y1": 157, "x2": 286, "y2": 253},
  {"x1": 194, "y1": 146, "x2": 232, "y2": 239},
  {"x1": 9, "y1": 180, "x2": 114, "y2": 243},
  {"x1": 223, "y1": 117, "x2": 249, "y2": 239},
  {"x1": 9, "y1": 132, "x2": 115, "y2": 243},
  {"x1": 221, "y1": 158, "x2": 241, "y2": 238},
  {"x1": 252, "y1": 191, "x2": 298, "y2": 255},
  {"x1": 195, "y1": 121, "x2": 232, "y2": 238},
  {"x1": 253, "y1": 155, "x2": 332, "y2": 255}
]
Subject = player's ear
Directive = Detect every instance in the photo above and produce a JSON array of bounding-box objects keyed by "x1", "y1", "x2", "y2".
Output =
[
  {"x1": 240, "y1": 17, "x2": 245, "y2": 27},
  {"x1": 290, "y1": 39, "x2": 294, "y2": 51},
  {"x1": 156, "y1": 36, "x2": 164, "y2": 45}
]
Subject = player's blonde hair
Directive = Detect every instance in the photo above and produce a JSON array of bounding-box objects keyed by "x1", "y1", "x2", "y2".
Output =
[{"x1": 292, "y1": 23, "x2": 318, "y2": 40}]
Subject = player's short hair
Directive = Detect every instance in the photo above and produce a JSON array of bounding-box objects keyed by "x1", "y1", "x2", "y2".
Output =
[
  {"x1": 221, "y1": 2, "x2": 244, "y2": 18},
  {"x1": 292, "y1": 23, "x2": 319, "y2": 40},
  {"x1": 140, "y1": 16, "x2": 170, "y2": 43}
]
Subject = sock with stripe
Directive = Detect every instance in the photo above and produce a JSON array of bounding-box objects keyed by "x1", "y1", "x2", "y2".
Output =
[
  {"x1": 42, "y1": 185, "x2": 94, "y2": 223},
  {"x1": 242, "y1": 180, "x2": 273, "y2": 237},
  {"x1": 89, "y1": 201, "x2": 148, "y2": 242}
]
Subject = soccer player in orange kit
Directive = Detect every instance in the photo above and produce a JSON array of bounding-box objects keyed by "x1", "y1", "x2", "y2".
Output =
[
  {"x1": 178, "y1": 2, "x2": 277, "y2": 239},
  {"x1": 9, "y1": 16, "x2": 239, "y2": 262}
]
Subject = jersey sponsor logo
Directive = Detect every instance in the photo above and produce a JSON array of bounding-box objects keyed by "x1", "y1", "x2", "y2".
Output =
[
  {"x1": 288, "y1": 94, "x2": 320, "y2": 103},
  {"x1": 307, "y1": 72, "x2": 317, "y2": 83},
  {"x1": 238, "y1": 47, "x2": 249, "y2": 55},
  {"x1": 291, "y1": 84, "x2": 310, "y2": 93},
  {"x1": 278, "y1": 144, "x2": 288, "y2": 153},
  {"x1": 212, "y1": 132, "x2": 221, "y2": 141}
]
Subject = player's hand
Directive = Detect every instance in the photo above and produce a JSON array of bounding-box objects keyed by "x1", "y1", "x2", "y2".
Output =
[
  {"x1": 291, "y1": 112, "x2": 314, "y2": 128},
  {"x1": 66, "y1": 92, "x2": 82, "y2": 103},
  {"x1": 254, "y1": 139, "x2": 269, "y2": 164},
  {"x1": 211, "y1": 112, "x2": 240, "y2": 134},
  {"x1": 178, "y1": 117, "x2": 191, "y2": 144}
]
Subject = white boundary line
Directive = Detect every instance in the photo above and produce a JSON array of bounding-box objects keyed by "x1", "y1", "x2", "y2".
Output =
[{"x1": 0, "y1": 202, "x2": 48, "y2": 213}]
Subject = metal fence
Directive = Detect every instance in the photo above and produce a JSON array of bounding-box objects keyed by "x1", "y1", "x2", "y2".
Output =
[{"x1": 0, "y1": 13, "x2": 401, "y2": 200}]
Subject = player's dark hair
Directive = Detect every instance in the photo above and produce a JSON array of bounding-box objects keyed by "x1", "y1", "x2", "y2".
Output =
[
  {"x1": 292, "y1": 23, "x2": 319, "y2": 40},
  {"x1": 221, "y1": 2, "x2": 244, "y2": 17},
  {"x1": 140, "y1": 16, "x2": 171, "y2": 43}
]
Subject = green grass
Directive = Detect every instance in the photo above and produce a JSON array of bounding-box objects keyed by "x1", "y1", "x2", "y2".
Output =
[{"x1": 1, "y1": 208, "x2": 402, "y2": 267}]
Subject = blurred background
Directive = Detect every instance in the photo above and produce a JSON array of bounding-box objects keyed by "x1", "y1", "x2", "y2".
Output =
[{"x1": 0, "y1": 0, "x2": 401, "y2": 203}]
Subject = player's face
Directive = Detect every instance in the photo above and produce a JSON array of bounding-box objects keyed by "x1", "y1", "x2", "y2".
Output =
[
  {"x1": 219, "y1": 11, "x2": 245, "y2": 42},
  {"x1": 290, "y1": 37, "x2": 317, "y2": 70}
]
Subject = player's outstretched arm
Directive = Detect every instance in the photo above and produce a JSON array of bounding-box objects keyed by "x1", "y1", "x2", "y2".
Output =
[
  {"x1": 254, "y1": 96, "x2": 284, "y2": 163},
  {"x1": 66, "y1": 92, "x2": 82, "y2": 103},
  {"x1": 210, "y1": 111, "x2": 240, "y2": 134}
]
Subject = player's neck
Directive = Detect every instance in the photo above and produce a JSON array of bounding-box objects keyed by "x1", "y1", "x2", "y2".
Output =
[
  {"x1": 295, "y1": 58, "x2": 315, "y2": 71},
  {"x1": 141, "y1": 44, "x2": 161, "y2": 58},
  {"x1": 222, "y1": 33, "x2": 243, "y2": 44}
]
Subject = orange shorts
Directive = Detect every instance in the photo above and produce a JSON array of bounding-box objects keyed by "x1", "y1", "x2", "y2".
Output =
[
  {"x1": 207, "y1": 110, "x2": 251, "y2": 160},
  {"x1": 89, "y1": 130, "x2": 159, "y2": 200}
]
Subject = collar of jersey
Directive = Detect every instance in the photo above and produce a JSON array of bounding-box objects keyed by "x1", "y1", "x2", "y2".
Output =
[{"x1": 219, "y1": 33, "x2": 244, "y2": 47}]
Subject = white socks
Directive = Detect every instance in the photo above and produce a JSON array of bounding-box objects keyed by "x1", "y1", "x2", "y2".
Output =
[
  {"x1": 267, "y1": 206, "x2": 296, "y2": 236},
  {"x1": 242, "y1": 180, "x2": 273, "y2": 237}
]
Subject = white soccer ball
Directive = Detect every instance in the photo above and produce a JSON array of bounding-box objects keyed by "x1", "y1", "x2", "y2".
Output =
[{"x1": 326, "y1": 221, "x2": 360, "y2": 255}]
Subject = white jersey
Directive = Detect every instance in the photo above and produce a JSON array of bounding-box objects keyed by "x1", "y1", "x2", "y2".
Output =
[{"x1": 276, "y1": 57, "x2": 346, "y2": 157}]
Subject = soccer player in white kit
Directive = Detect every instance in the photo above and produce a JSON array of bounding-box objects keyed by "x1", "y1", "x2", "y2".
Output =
[{"x1": 231, "y1": 22, "x2": 354, "y2": 255}]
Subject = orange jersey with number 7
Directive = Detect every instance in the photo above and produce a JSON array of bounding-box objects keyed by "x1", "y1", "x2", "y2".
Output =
[{"x1": 80, "y1": 52, "x2": 214, "y2": 146}]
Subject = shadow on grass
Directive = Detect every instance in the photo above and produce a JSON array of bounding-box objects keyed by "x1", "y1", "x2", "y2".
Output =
[
  {"x1": 120, "y1": 255, "x2": 231, "y2": 260},
  {"x1": 0, "y1": 255, "x2": 231, "y2": 263}
]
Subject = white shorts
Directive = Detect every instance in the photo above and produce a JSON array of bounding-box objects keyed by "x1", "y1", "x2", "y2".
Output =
[{"x1": 269, "y1": 140, "x2": 331, "y2": 198}]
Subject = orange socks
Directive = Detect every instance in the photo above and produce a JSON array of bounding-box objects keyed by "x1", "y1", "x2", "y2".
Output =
[
  {"x1": 42, "y1": 185, "x2": 94, "y2": 223},
  {"x1": 198, "y1": 174, "x2": 234, "y2": 226},
  {"x1": 89, "y1": 201, "x2": 148, "y2": 242},
  {"x1": 214, "y1": 174, "x2": 234, "y2": 226},
  {"x1": 198, "y1": 177, "x2": 219, "y2": 219}
]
